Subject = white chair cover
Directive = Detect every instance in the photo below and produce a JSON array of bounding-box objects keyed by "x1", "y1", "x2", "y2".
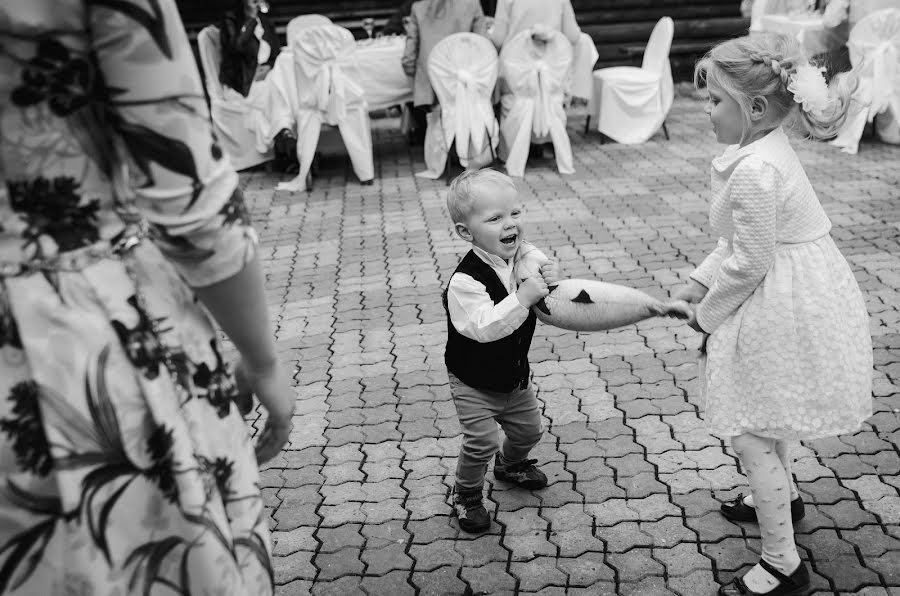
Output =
[
  {"x1": 277, "y1": 24, "x2": 374, "y2": 191},
  {"x1": 197, "y1": 26, "x2": 273, "y2": 170},
  {"x1": 750, "y1": 0, "x2": 806, "y2": 30},
  {"x1": 831, "y1": 8, "x2": 900, "y2": 154},
  {"x1": 499, "y1": 29, "x2": 574, "y2": 177},
  {"x1": 286, "y1": 14, "x2": 332, "y2": 41},
  {"x1": 587, "y1": 17, "x2": 674, "y2": 145},
  {"x1": 418, "y1": 33, "x2": 499, "y2": 179}
]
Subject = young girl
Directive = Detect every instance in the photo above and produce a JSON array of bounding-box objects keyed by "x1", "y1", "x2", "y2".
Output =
[{"x1": 674, "y1": 33, "x2": 873, "y2": 596}]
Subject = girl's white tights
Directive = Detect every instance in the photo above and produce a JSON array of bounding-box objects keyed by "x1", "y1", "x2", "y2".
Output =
[
  {"x1": 742, "y1": 439, "x2": 800, "y2": 507},
  {"x1": 732, "y1": 433, "x2": 802, "y2": 593}
]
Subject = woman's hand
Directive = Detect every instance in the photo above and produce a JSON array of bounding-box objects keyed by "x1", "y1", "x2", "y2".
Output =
[
  {"x1": 673, "y1": 279, "x2": 709, "y2": 305},
  {"x1": 253, "y1": 64, "x2": 271, "y2": 81},
  {"x1": 540, "y1": 260, "x2": 562, "y2": 285},
  {"x1": 235, "y1": 359, "x2": 295, "y2": 463}
]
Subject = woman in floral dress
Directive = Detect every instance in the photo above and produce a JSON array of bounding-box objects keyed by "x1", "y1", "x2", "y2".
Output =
[{"x1": 0, "y1": 0, "x2": 295, "y2": 594}]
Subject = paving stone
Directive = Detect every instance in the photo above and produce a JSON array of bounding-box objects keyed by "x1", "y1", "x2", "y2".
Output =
[
  {"x1": 411, "y1": 566, "x2": 468, "y2": 596},
  {"x1": 272, "y1": 527, "x2": 317, "y2": 556},
  {"x1": 509, "y1": 557, "x2": 567, "y2": 591},
  {"x1": 311, "y1": 576, "x2": 365, "y2": 596},
  {"x1": 314, "y1": 547, "x2": 365, "y2": 580},
  {"x1": 274, "y1": 550, "x2": 316, "y2": 584},
  {"x1": 408, "y1": 540, "x2": 463, "y2": 571},
  {"x1": 816, "y1": 555, "x2": 883, "y2": 592},
  {"x1": 607, "y1": 548, "x2": 665, "y2": 582},
  {"x1": 461, "y1": 561, "x2": 517, "y2": 595},
  {"x1": 360, "y1": 571, "x2": 415, "y2": 596},
  {"x1": 549, "y1": 525, "x2": 606, "y2": 557},
  {"x1": 557, "y1": 552, "x2": 615, "y2": 587}
]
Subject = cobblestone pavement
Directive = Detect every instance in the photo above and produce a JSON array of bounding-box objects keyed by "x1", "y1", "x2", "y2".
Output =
[{"x1": 234, "y1": 96, "x2": 900, "y2": 595}]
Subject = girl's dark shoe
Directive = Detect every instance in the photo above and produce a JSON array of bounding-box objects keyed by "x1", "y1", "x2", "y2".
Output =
[
  {"x1": 452, "y1": 487, "x2": 490, "y2": 533},
  {"x1": 718, "y1": 559, "x2": 810, "y2": 596},
  {"x1": 720, "y1": 493, "x2": 805, "y2": 523}
]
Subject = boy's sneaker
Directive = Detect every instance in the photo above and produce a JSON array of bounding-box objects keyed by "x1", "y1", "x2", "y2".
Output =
[
  {"x1": 493, "y1": 454, "x2": 548, "y2": 490},
  {"x1": 453, "y1": 487, "x2": 490, "y2": 533}
]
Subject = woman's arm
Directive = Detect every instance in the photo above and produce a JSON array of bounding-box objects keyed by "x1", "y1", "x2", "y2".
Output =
[
  {"x1": 560, "y1": 0, "x2": 582, "y2": 45},
  {"x1": 489, "y1": 0, "x2": 511, "y2": 47},
  {"x1": 401, "y1": 9, "x2": 420, "y2": 77}
]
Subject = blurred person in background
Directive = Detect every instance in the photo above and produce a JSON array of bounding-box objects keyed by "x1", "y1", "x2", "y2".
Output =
[{"x1": 219, "y1": 0, "x2": 281, "y2": 97}]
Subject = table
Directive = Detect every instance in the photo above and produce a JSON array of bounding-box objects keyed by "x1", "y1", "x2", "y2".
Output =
[{"x1": 759, "y1": 12, "x2": 848, "y2": 56}]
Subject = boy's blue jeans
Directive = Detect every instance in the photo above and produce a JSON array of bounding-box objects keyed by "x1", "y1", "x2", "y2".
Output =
[{"x1": 448, "y1": 372, "x2": 543, "y2": 490}]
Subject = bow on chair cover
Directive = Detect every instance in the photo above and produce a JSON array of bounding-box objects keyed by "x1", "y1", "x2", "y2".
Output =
[
  {"x1": 418, "y1": 33, "x2": 499, "y2": 179},
  {"x1": 197, "y1": 26, "x2": 273, "y2": 170},
  {"x1": 277, "y1": 25, "x2": 374, "y2": 191},
  {"x1": 831, "y1": 9, "x2": 900, "y2": 154},
  {"x1": 499, "y1": 29, "x2": 574, "y2": 177}
]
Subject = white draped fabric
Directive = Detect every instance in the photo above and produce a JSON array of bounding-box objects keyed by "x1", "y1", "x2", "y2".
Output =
[
  {"x1": 276, "y1": 25, "x2": 374, "y2": 191},
  {"x1": 418, "y1": 33, "x2": 499, "y2": 179},
  {"x1": 286, "y1": 14, "x2": 332, "y2": 41},
  {"x1": 587, "y1": 17, "x2": 674, "y2": 145},
  {"x1": 499, "y1": 29, "x2": 574, "y2": 177},
  {"x1": 831, "y1": 9, "x2": 900, "y2": 154},
  {"x1": 197, "y1": 26, "x2": 273, "y2": 170},
  {"x1": 247, "y1": 35, "x2": 412, "y2": 153},
  {"x1": 750, "y1": 0, "x2": 807, "y2": 31},
  {"x1": 759, "y1": 13, "x2": 849, "y2": 56},
  {"x1": 569, "y1": 33, "x2": 600, "y2": 101}
]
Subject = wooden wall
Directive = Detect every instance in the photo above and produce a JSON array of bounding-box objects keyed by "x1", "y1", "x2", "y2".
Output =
[{"x1": 176, "y1": 0, "x2": 749, "y2": 81}]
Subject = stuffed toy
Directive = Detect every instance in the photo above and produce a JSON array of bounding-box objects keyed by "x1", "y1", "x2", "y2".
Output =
[{"x1": 515, "y1": 248, "x2": 691, "y2": 331}]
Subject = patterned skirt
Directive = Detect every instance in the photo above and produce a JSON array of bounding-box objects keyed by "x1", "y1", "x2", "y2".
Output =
[
  {"x1": 700, "y1": 234, "x2": 873, "y2": 440},
  {"x1": 0, "y1": 240, "x2": 273, "y2": 595}
]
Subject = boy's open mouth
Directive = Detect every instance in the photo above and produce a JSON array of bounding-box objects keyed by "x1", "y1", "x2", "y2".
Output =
[{"x1": 500, "y1": 233, "x2": 518, "y2": 245}]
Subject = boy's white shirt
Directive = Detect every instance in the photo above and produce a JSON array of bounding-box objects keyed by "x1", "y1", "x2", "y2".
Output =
[{"x1": 447, "y1": 241, "x2": 547, "y2": 343}]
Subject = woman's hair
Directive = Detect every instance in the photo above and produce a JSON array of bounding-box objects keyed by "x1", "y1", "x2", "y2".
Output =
[
  {"x1": 427, "y1": 0, "x2": 449, "y2": 20},
  {"x1": 694, "y1": 32, "x2": 855, "y2": 141}
]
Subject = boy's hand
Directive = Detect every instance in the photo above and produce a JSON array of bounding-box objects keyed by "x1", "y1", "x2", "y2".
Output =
[
  {"x1": 517, "y1": 276, "x2": 549, "y2": 307},
  {"x1": 657, "y1": 299, "x2": 692, "y2": 320},
  {"x1": 539, "y1": 260, "x2": 562, "y2": 285},
  {"x1": 673, "y1": 279, "x2": 709, "y2": 304}
]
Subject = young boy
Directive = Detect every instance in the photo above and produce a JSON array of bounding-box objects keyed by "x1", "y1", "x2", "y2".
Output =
[{"x1": 442, "y1": 168, "x2": 559, "y2": 533}]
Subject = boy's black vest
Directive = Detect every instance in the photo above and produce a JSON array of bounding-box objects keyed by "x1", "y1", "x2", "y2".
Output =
[{"x1": 443, "y1": 251, "x2": 537, "y2": 393}]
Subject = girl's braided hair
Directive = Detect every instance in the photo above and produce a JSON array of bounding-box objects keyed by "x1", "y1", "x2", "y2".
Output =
[{"x1": 694, "y1": 32, "x2": 855, "y2": 141}]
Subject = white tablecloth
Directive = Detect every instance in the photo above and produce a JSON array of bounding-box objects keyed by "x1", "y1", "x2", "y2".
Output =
[
  {"x1": 247, "y1": 35, "x2": 413, "y2": 147},
  {"x1": 759, "y1": 13, "x2": 848, "y2": 56}
]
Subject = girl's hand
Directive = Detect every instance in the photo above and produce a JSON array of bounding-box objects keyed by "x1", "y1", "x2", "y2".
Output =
[
  {"x1": 540, "y1": 260, "x2": 562, "y2": 285},
  {"x1": 236, "y1": 359, "x2": 295, "y2": 463},
  {"x1": 683, "y1": 306, "x2": 705, "y2": 333},
  {"x1": 673, "y1": 279, "x2": 709, "y2": 304}
]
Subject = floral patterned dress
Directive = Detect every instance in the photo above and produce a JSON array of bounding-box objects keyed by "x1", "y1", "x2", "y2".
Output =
[{"x1": 0, "y1": 1, "x2": 273, "y2": 594}]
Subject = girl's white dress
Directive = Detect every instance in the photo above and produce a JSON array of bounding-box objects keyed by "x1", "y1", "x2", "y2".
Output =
[{"x1": 692, "y1": 127, "x2": 873, "y2": 440}]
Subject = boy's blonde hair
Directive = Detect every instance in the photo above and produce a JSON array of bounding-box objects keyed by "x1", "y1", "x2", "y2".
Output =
[
  {"x1": 446, "y1": 168, "x2": 517, "y2": 224},
  {"x1": 694, "y1": 32, "x2": 855, "y2": 141}
]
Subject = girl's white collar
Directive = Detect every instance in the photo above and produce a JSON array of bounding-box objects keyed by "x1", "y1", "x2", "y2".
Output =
[{"x1": 711, "y1": 126, "x2": 789, "y2": 172}]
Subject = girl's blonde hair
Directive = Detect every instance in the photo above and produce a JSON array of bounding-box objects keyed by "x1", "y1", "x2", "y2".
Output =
[{"x1": 694, "y1": 32, "x2": 855, "y2": 141}]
